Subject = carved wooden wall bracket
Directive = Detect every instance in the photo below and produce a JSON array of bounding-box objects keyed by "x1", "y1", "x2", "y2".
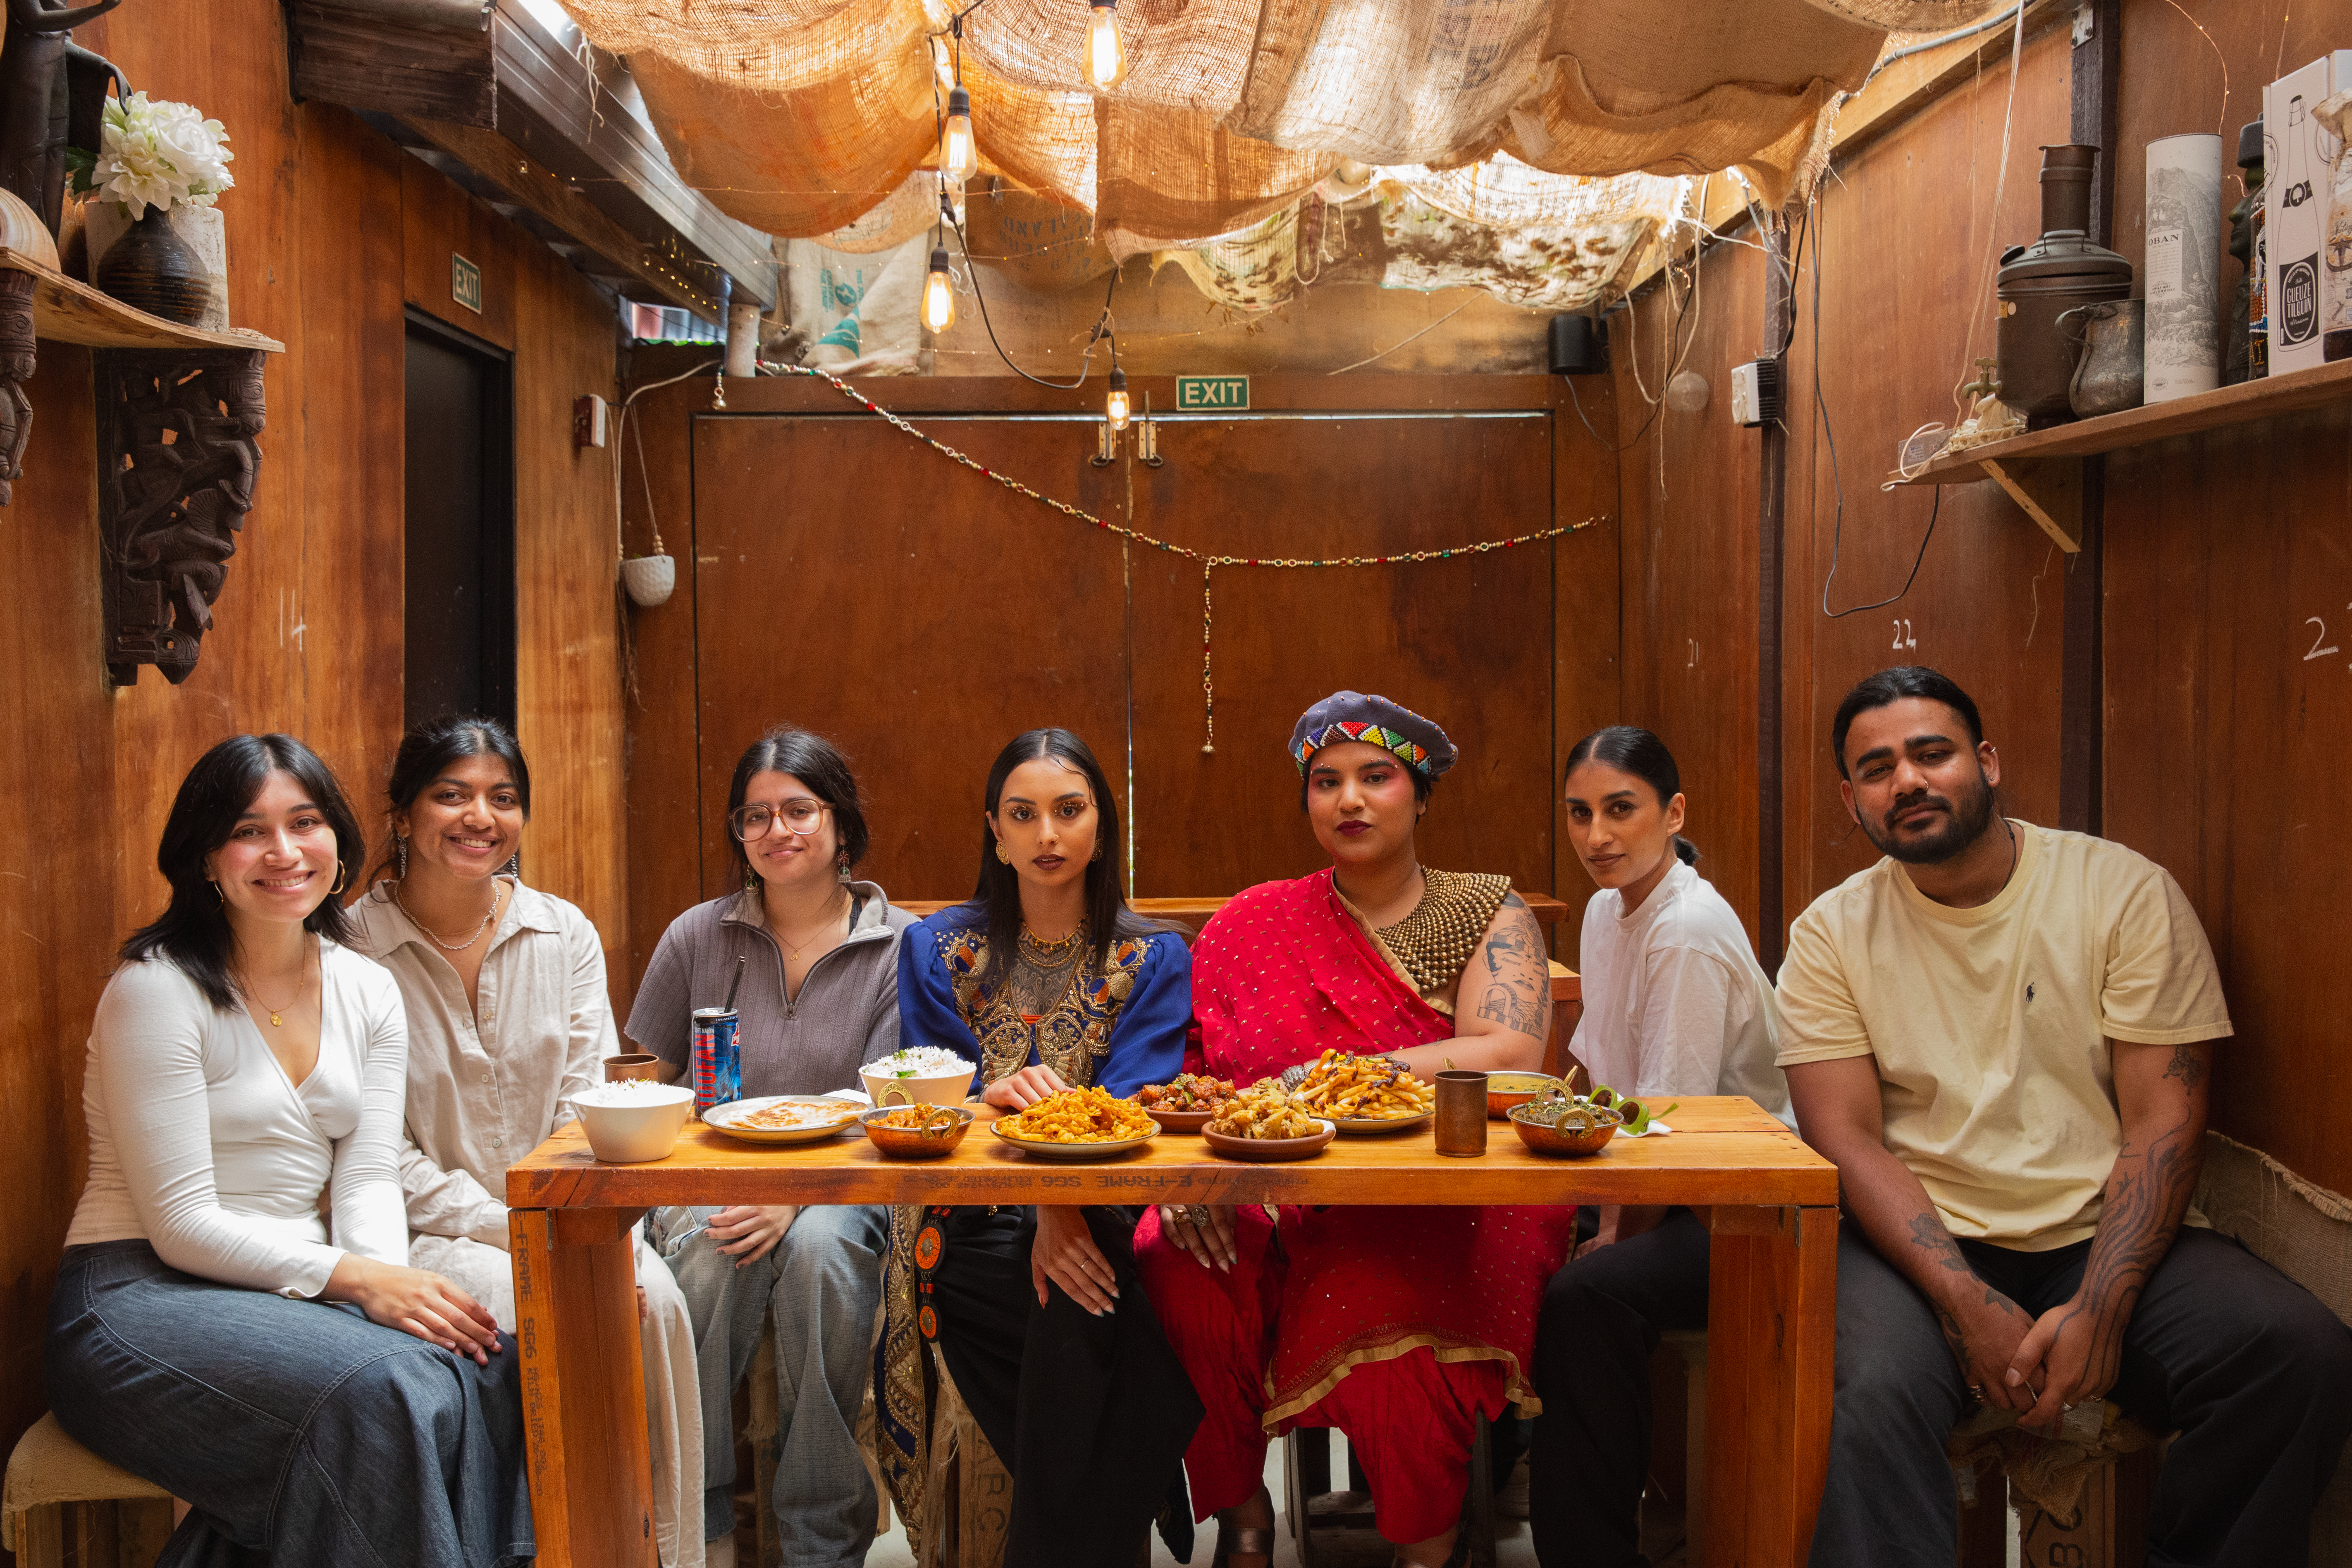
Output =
[{"x1": 96, "y1": 346, "x2": 265, "y2": 685}]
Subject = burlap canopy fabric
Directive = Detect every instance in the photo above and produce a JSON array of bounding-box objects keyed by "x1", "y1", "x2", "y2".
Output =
[{"x1": 557, "y1": 0, "x2": 2009, "y2": 254}]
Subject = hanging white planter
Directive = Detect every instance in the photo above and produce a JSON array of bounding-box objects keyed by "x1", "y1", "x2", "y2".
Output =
[{"x1": 621, "y1": 553, "x2": 676, "y2": 607}]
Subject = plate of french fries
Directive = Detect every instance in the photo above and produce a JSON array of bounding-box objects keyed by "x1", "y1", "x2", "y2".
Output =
[{"x1": 1289, "y1": 1049, "x2": 1437, "y2": 1133}]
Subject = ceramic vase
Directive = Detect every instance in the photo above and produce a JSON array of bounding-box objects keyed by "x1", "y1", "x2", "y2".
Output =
[{"x1": 93, "y1": 207, "x2": 212, "y2": 325}]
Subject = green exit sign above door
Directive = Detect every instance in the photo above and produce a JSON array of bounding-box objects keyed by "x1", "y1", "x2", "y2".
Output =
[
  {"x1": 1175, "y1": 375, "x2": 1249, "y2": 410},
  {"x1": 451, "y1": 253, "x2": 483, "y2": 314}
]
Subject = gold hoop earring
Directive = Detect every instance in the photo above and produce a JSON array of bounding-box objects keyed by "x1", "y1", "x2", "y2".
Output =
[
  {"x1": 330, "y1": 863, "x2": 347, "y2": 895},
  {"x1": 211, "y1": 881, "x2": 224, "y2": 906},
  {"x1": 995, "y1": 841, "x2": 1011, "y2": 865},
  {"x1": 1089, "y1": 842, "x2": 1102, "y2": 863}
]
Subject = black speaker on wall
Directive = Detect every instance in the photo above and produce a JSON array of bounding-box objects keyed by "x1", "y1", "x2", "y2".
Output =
[{"x1": 1548, "y1": 314, "x2": 1609, "y2": 375}]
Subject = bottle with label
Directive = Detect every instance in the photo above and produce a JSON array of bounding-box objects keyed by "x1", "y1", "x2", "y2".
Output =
[{"x1": 2280, "y1": 94, "x2": 2321, "y2": 352}]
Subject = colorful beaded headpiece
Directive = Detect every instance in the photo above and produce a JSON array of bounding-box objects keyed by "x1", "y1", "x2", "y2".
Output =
[{"x1": 1289, "y1": 691, "x2": 1458, "y2": 778}]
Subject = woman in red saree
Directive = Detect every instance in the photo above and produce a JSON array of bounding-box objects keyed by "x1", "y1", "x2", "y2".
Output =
[{"x1": 1135, "y1": 692, "x2": 1572, "y2": 1568}]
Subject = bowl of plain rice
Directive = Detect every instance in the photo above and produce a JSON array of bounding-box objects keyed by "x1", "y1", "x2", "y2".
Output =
[
  {"x1": 570, "y1": 1080, "x2": 694, "y2": 1162},
  {"x1": 860, "y1": 1047, "x2": 975, "y2": 1109}
]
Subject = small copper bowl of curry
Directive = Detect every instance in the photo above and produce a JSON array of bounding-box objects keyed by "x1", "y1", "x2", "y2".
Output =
[
  {"x1": 862, "y1": 1103, "x2": 974, "y2": 1160},
  {"x1": 1507, "y1": 1098, "x2": 1622, "y2": 1157},
  {"x1": 1485, "y1": 1070, "x2": 1562, "y2": 1119}
]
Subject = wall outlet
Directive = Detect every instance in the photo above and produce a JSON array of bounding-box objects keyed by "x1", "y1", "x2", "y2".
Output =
[
  {"x1": 1729, "y1": 358, "x2": 1783, "y2": 427},
  {"x1": 574, "y1": 395, "x2": 608, "y2": 449}
]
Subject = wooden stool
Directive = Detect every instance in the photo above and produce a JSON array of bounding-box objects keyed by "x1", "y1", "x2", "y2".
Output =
[
  {"x1": 2, "y1": 1414, "x2": 174, "y2": 1568},
  {"x1": 1282, "y1": 1415, "x2": 1497, "y2": 1568}
]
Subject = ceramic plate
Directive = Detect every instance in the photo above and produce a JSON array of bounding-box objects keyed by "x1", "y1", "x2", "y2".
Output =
[
  {"x1": 1330, "y1": 1108, "x2": 1436, "y2": 1136},
  {"x1": 702, "y1": 1095, "x2": 865, "y2": 1145},
  {"x1": 988, "y1": 1122, "x2": 1159, "y2": 1160},
  {"x1": 1201, "y1": 1119, "x2": 1336, "y2": 1162},
  {"x1": 1143, "y1": 1106, "x2": 1217, "y2": 1134}
]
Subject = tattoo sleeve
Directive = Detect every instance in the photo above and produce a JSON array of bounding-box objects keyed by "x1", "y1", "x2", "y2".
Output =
[{"x1": 1477, "y1": 895, "x2": 1551, "y2": 1039}]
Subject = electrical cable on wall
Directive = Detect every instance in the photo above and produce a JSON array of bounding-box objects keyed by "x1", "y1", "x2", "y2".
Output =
[{"x1": 1565, "y1": 251, "x2": 1703, "y2": 453}]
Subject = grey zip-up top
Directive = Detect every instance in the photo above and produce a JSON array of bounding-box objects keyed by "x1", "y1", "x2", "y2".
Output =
[{"x1": 625, "y1": 881, "x2": 917, "y2": 1097}]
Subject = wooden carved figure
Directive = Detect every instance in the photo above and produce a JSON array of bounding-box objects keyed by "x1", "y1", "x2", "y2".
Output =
[
  {"x1": 97, "y1": 347, "x2": 266, "y2": 684},
  {"x1": 0, "y1": 0, "x2": 127, "y2": 235}
]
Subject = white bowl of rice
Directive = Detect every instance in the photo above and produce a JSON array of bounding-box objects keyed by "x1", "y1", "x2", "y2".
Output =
[
  {"x1": 860, "y1": 1047, "x2": 977, "y2": 1109},
  {"x1": 569, "y1": 1081, "x2": 695, "y2": 1163}
]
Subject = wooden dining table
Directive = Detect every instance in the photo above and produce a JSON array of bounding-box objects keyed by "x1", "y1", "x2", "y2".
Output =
[{"x1": 505, "y1": 1096, "x2": 1838, "y2": 1568}]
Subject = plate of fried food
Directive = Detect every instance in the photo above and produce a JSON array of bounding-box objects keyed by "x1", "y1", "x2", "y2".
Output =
[
  {"x1": 1136, "y1": 1073, "x2": 1240, "y2": 1133},
  {"x1": 1290, "y1": 1049, "x2": 1438, "y2": 1133},
  {"x1": 989, "y1": 1086, "x2": 1160, "y2": 1160},
  {"x1": 702, "y1": 1095, "x2": 866, "y2": 1145},
  {"x1": 1202, "y1": 1080, "x2": 1336, "y2": 1162}
]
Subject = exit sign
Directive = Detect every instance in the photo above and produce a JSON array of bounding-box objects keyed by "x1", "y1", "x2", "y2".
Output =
[
  {"x1": 1175, "y1": 375, "x2": 1249, "y2": 410},
  {"x1": 451, "y1": 253, "x2": 483, "y2": 314}
]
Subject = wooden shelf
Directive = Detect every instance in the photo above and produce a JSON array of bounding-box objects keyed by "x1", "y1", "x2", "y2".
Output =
[
  {"x1": 0, "y1": 247, "x2": 282, "y2": 353},
  {"x1": 1888, "y1": 358, "x2": 2352, "y2": 554}
]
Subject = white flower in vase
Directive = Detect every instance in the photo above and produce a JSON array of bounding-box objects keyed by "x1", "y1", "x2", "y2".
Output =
[{"x1": 90, "y1": 92, "x2": 235, "y2": 220}]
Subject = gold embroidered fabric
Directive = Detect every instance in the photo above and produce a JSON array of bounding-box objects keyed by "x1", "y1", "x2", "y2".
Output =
[
  {"x1": 939, "y1": 927, "x2": 1151, "y2": 1088},
  {"x1": 1371, "y1": 869, "x2": 1511, "y2": 996}
]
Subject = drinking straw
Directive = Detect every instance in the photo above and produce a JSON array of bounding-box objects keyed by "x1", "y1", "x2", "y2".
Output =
[{"x1": 724, "y1": 954, "x2": 746, "y2": 1013}]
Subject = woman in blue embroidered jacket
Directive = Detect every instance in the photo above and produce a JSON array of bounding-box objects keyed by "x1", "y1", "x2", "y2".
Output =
[{"x1": 876, "y1": 728, "x2": 1201, "y2": 1568}]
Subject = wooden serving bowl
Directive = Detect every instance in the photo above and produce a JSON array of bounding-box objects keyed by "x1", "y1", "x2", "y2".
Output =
[
  {"x1": 1485, "y1": 1071, "x2": 1562, "y2": 1119},
  {"x1": 1507, "y1": 1102, "x2": 1620, "y2": 1157},
  {"x1": 861, "y1": 1104, "x2": 974, "y2": 1159},
  {"x1": 1202, "y1": 1120, "x2": 1336, "y2": 1162}
]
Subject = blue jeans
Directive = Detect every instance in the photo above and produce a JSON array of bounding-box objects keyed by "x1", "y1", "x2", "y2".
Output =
[
  {"x1": 656, "y1": 1203, "x2": 888, "y2": 1567},
  {"x1": 45, "y1": 1240, "x2": 533, "y2": 1568}
]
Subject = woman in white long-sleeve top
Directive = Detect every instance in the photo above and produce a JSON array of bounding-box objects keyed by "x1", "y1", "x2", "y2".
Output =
[
  {"x1": 45, "y1": 733, "x2": 532, "y2": 1568},
  {"x1": 348, "y1": 715, "x2": 707, "y2": 1568}
]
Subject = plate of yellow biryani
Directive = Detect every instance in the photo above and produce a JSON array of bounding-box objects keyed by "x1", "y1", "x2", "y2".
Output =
[{"x1": 989, "y1": 1086, "x2": 1160, "y2": 1160}]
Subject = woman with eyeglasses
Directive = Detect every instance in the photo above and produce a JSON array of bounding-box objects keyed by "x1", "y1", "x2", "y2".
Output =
[{"x1": 626, "y1": 727, "x2": 915, "y2": 1568}]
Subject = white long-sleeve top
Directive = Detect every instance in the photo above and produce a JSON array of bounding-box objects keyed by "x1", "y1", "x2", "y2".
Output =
[
  {"x1": 345, "y1": 879, "x2": 611, "y2": 1249},
  {"x1": 63, "y1": 943, "x2": 412, "y2": 1297},
  {"x1": 1570, "y1": 859, "x2": 1793, "y2": 1128}
]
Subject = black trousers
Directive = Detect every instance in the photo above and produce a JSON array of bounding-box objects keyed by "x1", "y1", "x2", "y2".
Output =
[
  {"x1": 928, "y1": 1205, "x2": 1203, "y2": 1568},
  {"x1": 1530, "y1": 1212, "x2": 2352, "y2": 1568}
]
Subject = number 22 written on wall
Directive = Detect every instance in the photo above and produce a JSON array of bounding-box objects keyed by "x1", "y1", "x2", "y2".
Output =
[{"x1": 1891, "y1": 618, "x2": 1917, "y2": 652}]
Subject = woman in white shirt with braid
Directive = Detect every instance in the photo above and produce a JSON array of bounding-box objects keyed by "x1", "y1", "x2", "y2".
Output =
[
  {"x1": 46, "y1": 733, "x2": 532, "y2": 1568},
  {"x1": 348, "y1": 715, "x2": 706, "y2": 1568},
  {"x1": 1526, "y1": 726, "x2": 1789, "y2": 1568}
]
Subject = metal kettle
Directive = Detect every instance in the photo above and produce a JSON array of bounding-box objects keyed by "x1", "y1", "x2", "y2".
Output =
[{"x1": 1997, "y1": 145, "x2": 2135, "y2": 422}]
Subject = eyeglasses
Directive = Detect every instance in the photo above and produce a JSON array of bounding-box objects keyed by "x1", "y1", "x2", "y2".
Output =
[{"x1": 729, "y1": 801, "x2": 829, "y2": 840}]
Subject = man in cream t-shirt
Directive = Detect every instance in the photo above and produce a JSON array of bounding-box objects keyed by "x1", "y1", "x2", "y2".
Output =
[{"x1": 1781, "y1": 667, "x2": 2352, "y2": 1568}]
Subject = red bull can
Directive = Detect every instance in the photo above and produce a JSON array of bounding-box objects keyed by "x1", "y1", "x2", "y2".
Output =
[{"x1": 690, "y1": 1007, "x2": 741, "y2": 1114}]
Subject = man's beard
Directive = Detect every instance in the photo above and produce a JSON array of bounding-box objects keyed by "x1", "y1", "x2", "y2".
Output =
[{"x1": 1860, "y1": 770, "x2": 1997, "y2": 865}]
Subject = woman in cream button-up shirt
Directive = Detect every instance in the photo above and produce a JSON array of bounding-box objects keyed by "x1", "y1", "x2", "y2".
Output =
[{"x1": 348, "y1": 717, "x2": 707, "y2": 1568}]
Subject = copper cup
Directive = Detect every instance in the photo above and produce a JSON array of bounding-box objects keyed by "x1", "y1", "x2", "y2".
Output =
[
  {"x1": 604, "y1": 1053, "x2": 664, "y2": 1083},
  {"x1": 1434, "y1": 1069, "x2": 1489, "y2": 1157}
]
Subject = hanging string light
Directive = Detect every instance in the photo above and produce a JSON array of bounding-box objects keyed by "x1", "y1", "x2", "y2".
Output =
[
  {"x1": 1083, "y1": 0, "x2": 1127, "y2": 91},
  {"x1": 939, "y1": 84, "x2": 979, "y2": 182},
  {"x1": 922, "y1": 245, "x2": 957, "y2": 335},
  {"x1": 1104, "y1": 362, "x2": 1130, "y2": 431}
]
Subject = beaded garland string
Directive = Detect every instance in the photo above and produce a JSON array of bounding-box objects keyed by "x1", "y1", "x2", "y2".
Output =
[{"x1": 779, "y1": 363, "x2": 1605, "y2": 750}]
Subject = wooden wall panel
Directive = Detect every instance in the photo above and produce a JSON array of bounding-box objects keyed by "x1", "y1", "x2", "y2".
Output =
[
  {"x1": 2102, "y1": 0, "x2": 2352, "y2": 1195},
  {"x1": 1126, "y1": 411, "x2": 1558, "y2": 895},
  {"x1": 1612, "y1": 241, "x2": 1768, "y2": 952},
  {"x1": 1782, "y1": 24, "x2": 2075, "y2": 924},
  {"x1": 514, "y1": 247, "x2": 627, "y2": 980},
  {"x1": 0, "y1": 0, "x2": 624, "y2": 1496},
  {"x1": 404, "y1": 156, "x2": 521, "y2": 351},
  {"x1": 688, "y1": 412, "x2": 1130, "y2": 905}
]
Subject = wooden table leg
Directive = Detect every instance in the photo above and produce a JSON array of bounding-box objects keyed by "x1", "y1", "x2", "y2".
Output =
[
  {"x1": 510, "y1": 1208, "x2": 658, "y2": 1568},
  {"x1": 1705, "y1": 1205, "x2": 1838, "y2": 1568}
]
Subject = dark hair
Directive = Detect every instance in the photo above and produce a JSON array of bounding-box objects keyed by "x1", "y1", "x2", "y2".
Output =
[
  {"x1": 1830, "y1": 666, "x2": 1985, "y2": 779},
  {"x1": 967, "y1": 728, "x2": 1158, "y2": 972},
  {"x1": 120, "y1": 734, "x2": 367, "y2": 1011},
  {"x1": 377, "y1": 715, "x2": 532, "y2": 881},
  {"x1": 727, "y1": 726, "x2": 870, "y2": 888},
  {"x1": 1564, "y1": 725, "x2": 1700, "y2": 866}
]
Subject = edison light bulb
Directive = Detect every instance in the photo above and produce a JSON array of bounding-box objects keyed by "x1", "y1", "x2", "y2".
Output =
[
  {"x1": 1084, "y1": 2, "x2": 1127, "y2": 91},
  {"x1": 1105, "y1": 367, "x2": 1131, "y2": 431},
  {"x1": 922, "y1": 247, "x2": 957, "y2": 334},
  {"x1": 940, "y1": 85, "x2": 978, "y2": 182}
]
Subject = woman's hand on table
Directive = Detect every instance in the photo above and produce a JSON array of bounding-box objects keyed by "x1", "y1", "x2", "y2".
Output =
[
  {"x1": 326, "y1": 1256, "x2": 502, "y2": 1364},
  {"x1": 1032, "y1": 1206, "x2": 1120, "y2": 1315},
  {"x1": 1157, "y1": 1203, "x2": 1238, "y2": 1272},
  {"x1": 708, "y1": 1204, "x2": 800, "y2": 1266},
  {"x1": 984, "y1": 1064, "x2": 1069, "y2": 1111}
]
